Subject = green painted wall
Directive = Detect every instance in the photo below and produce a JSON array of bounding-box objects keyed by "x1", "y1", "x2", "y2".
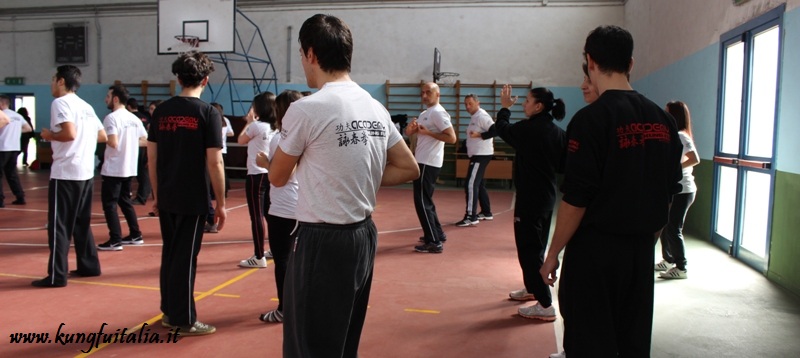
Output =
[
  {"x1": 767, "y1": 171, "x2": 800, "y2": 295},
  {"x1": 683, "y1": 162, "x2": 713, "y2": 239}
]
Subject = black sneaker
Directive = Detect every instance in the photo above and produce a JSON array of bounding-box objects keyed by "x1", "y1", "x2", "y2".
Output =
[
  {"x1": 31, "y1": 277, "x2": 66, "y2": 288},
  {"x1": 11, "y1": 198, "x2": 26, "y2": 205},
  {"x1": 121, "y1": 235, "x2": 144, "y2": 245},
  {"x1": 477, "y1": 213, "x2": 494, "y2": 221},
  {"x1": 455, "y1": 218, "x2": 479, "y2": 227},
  {"x1": 414, "y1": 242, "x2": 443, "y2": 254},
  {"x1": 98, "y1": 241, "x2": 123, "y2": 251}
]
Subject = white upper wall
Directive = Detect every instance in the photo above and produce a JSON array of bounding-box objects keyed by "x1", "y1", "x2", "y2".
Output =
[
  {"x1": 0, "y1": 2, "x2": 623, "y2": 86},
  {"x1": 626, "y1": 0, "x2": 800, "y2": 81}
]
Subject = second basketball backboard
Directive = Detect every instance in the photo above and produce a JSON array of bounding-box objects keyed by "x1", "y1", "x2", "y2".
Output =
[{"x1": 157, "y1": 0, "x2": 235, "y2": 54}]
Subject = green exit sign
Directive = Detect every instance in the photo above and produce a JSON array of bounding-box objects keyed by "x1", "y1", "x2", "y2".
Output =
[{"x1": 4, "y1": 77, "x2": 25, "y2": 85}]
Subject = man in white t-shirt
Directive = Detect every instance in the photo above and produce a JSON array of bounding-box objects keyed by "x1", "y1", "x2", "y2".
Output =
[
  {"x1": 269, "y1": 14, "x2": 419, "y2": 357},
  {"x1": 457, "y1": 94, "x2": 495, "y2": 227},
  {"x1": 405, "y1": 82, "x2": 457, "y2": 253},
  {"x1": 97, "y1": 85, "x2": 148, "y2": 251},
  {"x1": 33, "y1": 65, "x2": 107, "y2": 288},
  {"x1": 0, "y1": 94, "x2": 33, "y2": 207}
]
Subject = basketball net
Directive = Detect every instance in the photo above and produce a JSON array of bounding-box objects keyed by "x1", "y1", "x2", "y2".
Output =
[
  {"x1": 436, "y1": 72, "x2": 460, "y2": 87},
  {"x1": 170, "y1": 35, "x2": 201, "y2": 53}
]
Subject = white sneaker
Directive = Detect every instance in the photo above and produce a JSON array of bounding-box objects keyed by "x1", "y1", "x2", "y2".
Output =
[
  {"x1": 518, "y1": 302, "x2": 556, "y2": 321},
  {"x1": 549, "y1": 351, "x2": 566, "y2": 358},
  {"x1": 659, "y1": 266, "x2": 687, "y2": 279},
  {"x1": 654, "y1": 260, "x2": 672, "y2": 272},
  {"x1": 264, "y1": 250, "x2": 273, "y2": 258},
  {"x1": 508, "y1": 288, "x2": 535, "y2": 301},
  {"x1": 239, "y1": 255, "x2": 267, "y2": 268}
]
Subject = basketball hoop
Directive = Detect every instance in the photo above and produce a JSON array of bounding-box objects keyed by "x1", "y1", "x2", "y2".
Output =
[
  {"x1": 435, "y1": 72, "x2": 460, "y2": 87},
  {"x1": 167, "y1": 35, "x2": 201, "y2": 53}
]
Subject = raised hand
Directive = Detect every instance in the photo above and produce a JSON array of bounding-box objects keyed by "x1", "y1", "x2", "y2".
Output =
[{"x1": 500, "y1": 84, "x2": 518, "y2": 109}]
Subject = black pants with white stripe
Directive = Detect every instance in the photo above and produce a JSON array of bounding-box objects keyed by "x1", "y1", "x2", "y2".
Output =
[
  {"x1": 463, "y1": 155, "x2": 492, "y2": 220},
  {"x1": 283, "y1": 217, "x2": 377, "y2": 358},
  {"x1": 45, "y1": 178, "x2": 101, "y2": 285},
  {"x1": 413, "y1": 163, "x2": 445, "y2": 243},
  {"x1": 245, "y1": 173, "x2": 269, "y2": 258},
  {"x1": 158, "y1": 212, "x2": 205, "y2": 327}
]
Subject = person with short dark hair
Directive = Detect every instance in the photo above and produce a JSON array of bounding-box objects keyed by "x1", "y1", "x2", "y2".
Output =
[
  {"x1": 269, "y1": 14, "x2": 418, "y2": 356},
  {"x1": 455, "y1": 94, "x2": 494, "y2": 227},
  {"x1": 128, "y1": 97, "x2": 151, "y2": 205},
  {"x1": 0, "y1": 94, "x2": 32, "y2": 206},
  {"x1": 33, "y1": 65, "x2": 107, "y2": 287},
  {"x1": 97, "y1": 84, "x2": 148, "y2": 251},
  {"x1": 540, "y1": 26, "x2": 683, "y2": 356},
  {"x1": 148, "y1": 51, "x2": 226, "y2": 336}
]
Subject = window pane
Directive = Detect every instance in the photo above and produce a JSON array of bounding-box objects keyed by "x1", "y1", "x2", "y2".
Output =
[
  {"x1": 721, "y1": 42, "x2": 744, "y2": 155},
  {"x1": 746, "y1": 26, "x2": 779, "y2": 158},
  {"x1": 741, "y1": 170, "x2": 771, "y2": 258},
  {"x1": 715, "y1": 166, "x2": 738, "y2": 239}
]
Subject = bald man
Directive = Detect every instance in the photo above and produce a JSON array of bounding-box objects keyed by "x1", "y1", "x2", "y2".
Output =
[{"x1": 406, "y1": 82, "x2": 457, "y2": 253}]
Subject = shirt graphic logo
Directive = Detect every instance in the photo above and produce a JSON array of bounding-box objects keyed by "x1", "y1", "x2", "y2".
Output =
[
  {"x1": 335, "y1": 120, "x2": 386, "y2": 147},
  {"x1": 159, "y1": 116, "x2": 199, "y2": 132},
  {"x1": 616, "y1": 122, "x2": 670, "y2": 149}
]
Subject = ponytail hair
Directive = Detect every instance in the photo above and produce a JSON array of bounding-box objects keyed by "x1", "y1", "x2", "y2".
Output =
[
  {"x1": 530, "y1": 87, "x2": 566, "y2": 121},
  {"x1": 252, "y1": 91, "x2": 277, "y2": 130}
]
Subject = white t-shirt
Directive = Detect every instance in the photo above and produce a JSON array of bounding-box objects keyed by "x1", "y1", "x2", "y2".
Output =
[
  {"x1": 221, "y1": 117, "x2": 233, "y2": 154},
  {"x1": 267, "y1": 134, "x2": 298, "y2": 220},
  {"x1": 466, "y1": 108, "x2": 494, "y2": 156},
  {"x1": 279, "y1": 81, "x2": 403, "y2": 224},
  {"x1": 245, "y1": 121, "x2": 275, "y2": 175},
  {"x1": 0, "y1": 109, "x2": 27, "y2": 151},
  {"x1": 678, "y1": 131, "x2": 698, "y2": 194},
  {"x1": 101, "y1": 108, "x2": 147, "y2": 178},
  {"x1": 50, "y1": 93, "x2": 104, "y2": 181},
  {"x1": 414, "y1": 103, "x2": 452, "y2": 167}
]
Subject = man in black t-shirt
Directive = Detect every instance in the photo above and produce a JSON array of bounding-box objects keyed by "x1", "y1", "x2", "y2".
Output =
[
  {"x1": 540, "y1": 26, "x2": 682, "y2": 357},
  {"x1": 127, "y1": 98, "x2": 151, "y2": 204},
  {"x1": 148, "y1": 51, "x2": 226, "y2": 336}
]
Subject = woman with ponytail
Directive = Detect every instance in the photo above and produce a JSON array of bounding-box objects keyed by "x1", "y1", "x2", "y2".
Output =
[{"x1": 474, "y1": 85, "x2": 566, "y2": 321}]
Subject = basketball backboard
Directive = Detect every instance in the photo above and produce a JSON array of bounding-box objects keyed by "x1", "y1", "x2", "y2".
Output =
[
  {"x1": 157, "y1": 0, "x2": 235, "y2": 54},
  {"x1": 433, "y1": 48, "x2": 441, "y2": 82}
]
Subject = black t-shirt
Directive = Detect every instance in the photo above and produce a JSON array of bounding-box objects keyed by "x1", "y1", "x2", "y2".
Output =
[
  {"x1": 494, "y1": 108, "x2": 566, "y2": 212},
  {"x1": 148, "y1": 96, "x2": 222, "y2": 215},
  {"x1": 561, "y1": 90, "x2": 682, "y2": 235}
]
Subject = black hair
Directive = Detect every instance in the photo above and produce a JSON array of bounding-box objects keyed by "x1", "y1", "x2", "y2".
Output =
[
  {"x1": 17, "y1": 107, "x2": 29, "y2": 118},
  {"x1": 584, "y1": 25, "x2": 633, "y2": 75},
  {"x1": 171, "y1": 51, "x2": 215, "y2": 87},
  {"x1": 275, "y1": 90, "x2": 303, "y2": 131},
  {"x1": 666, "y1": 101, "x2": 693, "y2": 138},
  {"x1": 530, "y1": 87, "x2": 566, "y2": 121},
  {"x1": 56, "y1": 65, "x2": 82, "y2": 92},
  {"x1": 251, "y1": 92, "x2": 277, "y2": 130},
  {"x1": 109, "y1": 85, "x2": 130, "y2": 105},
  {"x1": 299, "y1": 14, "x2": 353, "y2": 73}
]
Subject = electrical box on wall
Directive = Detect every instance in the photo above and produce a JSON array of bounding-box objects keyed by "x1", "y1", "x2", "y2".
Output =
[{"x1": 54, "y1": 23, "x2": 87, "y2": 64}]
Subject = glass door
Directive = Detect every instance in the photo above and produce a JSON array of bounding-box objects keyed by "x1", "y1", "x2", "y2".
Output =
[{"x1": 711, "y1": 18, "x2": 781, "y2": 272}]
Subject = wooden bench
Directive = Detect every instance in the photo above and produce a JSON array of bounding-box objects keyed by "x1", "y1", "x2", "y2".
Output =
[{"x1": 455, "y1": 153, "x2": 514, "y2": 188}]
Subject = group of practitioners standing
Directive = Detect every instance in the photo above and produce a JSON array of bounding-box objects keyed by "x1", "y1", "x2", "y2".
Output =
[{"x1": 19, "y1": 12, "x2": 701, "y2": 358}]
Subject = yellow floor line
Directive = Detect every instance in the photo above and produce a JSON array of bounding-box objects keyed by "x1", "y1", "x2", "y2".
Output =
[
  {"x1": 404, "y1": 308, "x2": 440, "y2": 314},
  {"x1": 0, "y1": 273, "x2": 240, "y2": 297},
  {"x1": 75, "y1": 268, "x2": 260, "y2": 357}
]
